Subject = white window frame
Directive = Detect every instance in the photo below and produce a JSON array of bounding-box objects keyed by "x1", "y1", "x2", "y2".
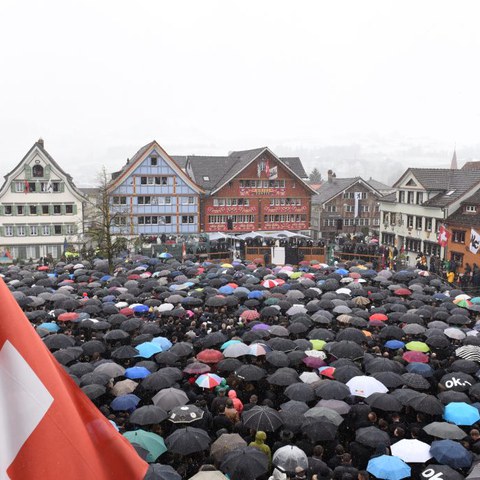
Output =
[{"x1": 5, "y1": 226, "x2": 13, "y2": 236}]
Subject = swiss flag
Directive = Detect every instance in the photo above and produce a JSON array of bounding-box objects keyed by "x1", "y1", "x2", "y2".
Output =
[
  {"x1": 0, "y1": 278, "x2": 148, "y2": 480},
  {"x1": 437, "y1": 225, "x2": 450, "y2": 247}
]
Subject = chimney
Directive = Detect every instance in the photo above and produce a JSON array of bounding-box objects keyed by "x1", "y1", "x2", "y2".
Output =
[
  {"x1": 37, "y1": 138, "x2": 44, "y2": 148},
  {"x1": 327, "y1": 169, "x2": 334, "y2": 183}
]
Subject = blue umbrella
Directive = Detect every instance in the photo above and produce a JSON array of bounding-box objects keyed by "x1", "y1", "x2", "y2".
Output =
[
  {"x1": 110, "y1": 394, "x2": 141, "y2": 411},
  {"x1": 102, "y1": 295, "x2": 116, "y2": 303},
  {"x1": 219, "y1": 286, "x2": 234, "y2": 295},
  {"x1": 152, "y1": 337, "x2": 173, "y2": 351},
  {"x1": 159, "y1": 252, "x2": 173, "y2": 259},
  {"x1": 385, "y1": 340, "x2": 405, "y2": 350},
  {"x1": 100, "y1": 275, "x2": 112, "y2": 282},
  {"x1": 133, "y1": 305, "x2": 149, "y2": 313},
  {"x1": 334, "y1": 269, "x2": 349, "y2": 275},
  {"x1": 430, "y1": 440, "x2": 473, "y2": 469},
  {"x1": 38, "y1": 322, "x2": 60, "y2": 333},
  {"x1": 248, "y1": 291, "x2": 263, "y2": 299},
  {"x1": 136, "y1": 342, "x2": 163, "y2": 358},
  {"x1": 125, "y1": 366, "x2": 152, "y2": 379},
  {"x1": 367, "y1": 455, "x2": 411, "y2": 480},
  {"x1": 406, "y1": 363, "x2": 433, "y2": 377},
  {"x1": 444, "y1": 402, "x2": 480, "y2": 425},
  {"x1": 433, "y1": 293, "x2": 449, "y2": 301}
]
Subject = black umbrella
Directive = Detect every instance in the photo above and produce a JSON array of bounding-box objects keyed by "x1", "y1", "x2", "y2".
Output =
[
  {"x1": 141, "y1": 372, "x2": 176, "y2": 392},
  {"x1": 423, "y1": 422, "x2": 466, "y2": 440},
  {"x1": 242, "y1": 405, "x2": 283, "y2": 432},
  {"x1": 43, "y1": 334, "x2": 75, "y2": 350},
  {"x1": 371, "y1": 372, "x2": 405, "y2": 389},
  {"x1": 333, "y1": 365, "x2": 363, "y2": 383},
  {"x1": 366, "y1": 393, "x2": 402, "y2": 412},
  {"x1": 143, "y1": 464, "x2": 181, "y2": 480},
  {"x1": 111, "y1": 345, "x2": 139, "y2": 360},
  {"x1": 80, "y1": 372, "x2": 111, "y2": 387},
  {"x1": 329, "y1": 341, "x2": 364, "y2": 360},
  {"x1": 266, "y1": 351, "x2": 290, "y2": 367},
  {"x1": 69, "y1": 362, "x2": 95, "y2": 377},
  {"x1": 409, "y1": 394, "x2": 444, "y2": 415},
  {"x1": 235, "y1": 365, "x2": 266, "y2": 382},
  {"x1": 129, "y1": 406, "x2": 169, "y2": 425},
  {"x1": 365, "y1": 358, "x2": 404, "y2": 374},
  {"x1": 267, "y1": 368, "x2": 300, "y2": 386},
  {"x1": 169, "y1": 342, "x2": 194, "y2": 357},
  {"x1": 104, "y1": 329, "x2": 130, "y2": 341},
  {"x1": 440, "y1": 372, "x2": 475, "y2": 392},
  {"x1": 220, "y1": 446, "x2": 269, "y2": 480},
  {"x1": 301, "y1": 417, "x2": 338, "y2": 442},
  {"x1": 81, "y1": 384, "x2": 106, "y2": 400},
  {"x1": 389, "y1": 390, "x2": 423, "y2": 408},
  {"x1": 420, "y1": 465, "x2": 464, "y2": 480},
  {"x1": 438, "y1": 391, "x2": 471, "y2": 405},
  {"x1": 81, "y1": 340, "x2": 106, "y2": 356},
  {"x1": 165, "y1": 427, "x2": 211, "y2": 455},
  {"x1": 284, "y1": 383, "x2": 315, "y2": 402},
  {"x1": 401, "y1": 373, "x2": 430, "y2": 390},
  {"x1": 217, "y1": 358, "x2": 243, "y2": 372},
  {"x1": 168, "y1": 405, "x2": 204, "y2": 424},
  {"x1": 315, "y1": 381, "x2": 350, "y2": 400},
  {"x1": 356, "y1": 426, "x2": 391, "y2": 447}
]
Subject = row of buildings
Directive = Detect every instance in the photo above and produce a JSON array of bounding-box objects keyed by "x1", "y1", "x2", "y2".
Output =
[{"x1": 1, "y1": 139, "x2": 480, "y2": 273}]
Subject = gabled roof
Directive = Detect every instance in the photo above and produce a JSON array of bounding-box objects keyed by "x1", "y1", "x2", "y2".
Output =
[
  {"x1": 108, "y1": 141, "x2": 203, "y2": 194},
  {"x1": 0, "y1": 139, "x2": 85, "y2": 199},
  {"x1": 393, "y1": 168, "x2": 480, "y2": 208},
  {"x1": 365, "y1": 178, "x2": 392, "y2": 191},
  {"x1": 311, "y1": 177, "x2": 384, "y2": 205},
  {"x1": 173, "y1": 147, "x2": 313, "y2": 194},
  {"x1": 462, "y1": 161, "x2": 480, "y2": 170}
]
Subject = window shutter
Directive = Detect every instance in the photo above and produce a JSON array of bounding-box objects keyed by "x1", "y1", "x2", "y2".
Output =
[
  {"x1": 11, "y1": 183, "x2": 15, "y2": 192},
  {"x1": 73, "y1": 204, "x2": 77, "y2": 215},
  {"x1": 61, "y1": 205, "x2": 66, "y2": 215},
  {"x1": 49, "y1": 205, "x2": 54, "y2": 215},
  {"x1": 61, "y1": 225, "x2": 67, "y2": 235},
  {"x1": 0, "y1": 206, "x2": 3, "y2": 216},
  {"x1": 24, "y1": 165, "x2": 32, "y2": 179},
  {"x1": 44, "y1": 165, "x2": 51, "y2": 179},
  {"x1": 59, "y1": 183, "x2": 65, "y2": 193}
]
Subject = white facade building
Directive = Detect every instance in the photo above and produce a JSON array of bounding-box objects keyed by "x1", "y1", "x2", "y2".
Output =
[
  {"x1": 379, "y1": 166, "x2": 480, "y2": 265},
  {"x1": 0, "y1": 139, "x2": 86, "y2": 260}
]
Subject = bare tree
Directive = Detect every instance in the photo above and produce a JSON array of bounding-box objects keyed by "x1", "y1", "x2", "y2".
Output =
[{"x1": 85, "y1": 167, "x2": 128, "y2": 273}]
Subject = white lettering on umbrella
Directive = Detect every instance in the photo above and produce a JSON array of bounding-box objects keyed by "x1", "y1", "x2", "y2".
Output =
[{"x1": 0, "y1": 341, "x2": 54, "y2": 479}]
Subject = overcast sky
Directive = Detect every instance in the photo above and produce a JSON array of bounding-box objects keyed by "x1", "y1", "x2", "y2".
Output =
[{"x1": 2, "y1": 0, "x2": 480, "y2": 186}]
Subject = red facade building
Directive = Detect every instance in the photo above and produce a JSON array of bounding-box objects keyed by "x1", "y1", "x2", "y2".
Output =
[{"x1": 174, "y1": 148, "x2": 315, "y2": 233}]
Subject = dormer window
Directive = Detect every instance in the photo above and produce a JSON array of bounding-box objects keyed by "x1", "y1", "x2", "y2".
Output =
[
  {"x1": 32, "y1": 164, "x2": 44, "y2": 177},
  {"x1": 466, "y1": 205, "x2": 477, "y2": 213},
  {"x1": 203, "y1": 176, "x2": 210, "y2": 181},
  {"x1": 446, "y1": 190, "x2": 455, "y2": 196}
]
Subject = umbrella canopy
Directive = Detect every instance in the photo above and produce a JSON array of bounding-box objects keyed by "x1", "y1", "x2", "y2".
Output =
[
  {"x1": 423, "y1": 422, "x2": 467, "y2": 440},
  {"x1": 144, "y1": 464, "x2": 181, "y2": 480},
  {"x1": 356, "y1": 426, "x2": 391, "y2": 447},
  {"x1": 367, "y1": 455, "x2": 411, "y2": 480},
  {"x1": 420, "y1": 465, "x2": 465, "y2": 480},
  {"x1": 273, "y1": 445, "x2": 308, "y2": 472},
  {"x1": 129, "y1": 406, "x2": 169, "y2": 426},
  {"x1": 165, "y1": 427, "x2": 211, "y2": 455},
  {"x1": 242, "y1": 405, "x2": 283, "y2": 432},
  {"x1": 220, "y1": 446, "x2": 269, "y2": 479},
  {"x1": 210, "y1": 433, "x2": 247, "y2": 463},
  {"x1": 195, "y1": 373, "x2": 224, "y2": 389},
  {"x1": 169, "y1": 405, "x2": 204, "y2": 424},
  {"x1": 430, "y1": 439, "x2": 473, "y2": 469},
  {"x1": 390, "y1": 439, "x2": 432, "y2": 463},
  {"x1": 123, "y1": 429, "x2": 167, "y2": 462},
  {"x1": 346, "y1": 376, "x2": 388, "y2": 398},
  {"x1": 152, "y1": 388, "x2": 189, "y2": 411},
  {"x1": 444, "y1": 402, "x2": 480, "y2": 425}
]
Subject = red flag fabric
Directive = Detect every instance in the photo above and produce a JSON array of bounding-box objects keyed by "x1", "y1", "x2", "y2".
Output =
[
  {"x1": 182, "y1": 242, "x2": 187, "y2": 260},
  {"x1": 0, "y1": 278, "x2": 148, "y2": 480},
  {"x1": 265, "y1": 159, "x2": 270, "y2": 178},
  {"x1": 437, "y1": 225, "x2": 450, "y2": 247},
  {"x1": 23, "y1": 180, "x2": 30, "y2": 194}
]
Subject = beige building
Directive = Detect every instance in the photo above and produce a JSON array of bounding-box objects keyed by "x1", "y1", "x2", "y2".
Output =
[{"x1": 0, "y1": 139, "x2": 87, "y2": 260}]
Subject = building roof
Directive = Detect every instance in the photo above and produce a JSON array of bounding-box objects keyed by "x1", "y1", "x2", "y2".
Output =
[
  {"x1": 366, "y1": 178, "x2": 392, "y2": 191},
  {"x1": 311, "y1": 177, "x2": 384, "y2": 205},
  {"x1": 172, "y1": 148, "x2": 310, "y2": 193},
  {"x1": 109, "y1": 141, "x2": 203, "y2": 194},
  {"x1": 394, "y1": 168, "x2": 480, "y2": 208},
  {"x1": 462, "y1": 161, "x2": 480, "y2": 170},
  {"x1": 0, "y1": 139, "x2": 85, "y2": 199}
]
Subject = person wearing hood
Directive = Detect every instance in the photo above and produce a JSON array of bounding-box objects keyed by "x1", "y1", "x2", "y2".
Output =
[
  {"x1": 249, "y1": 431, "x2": 272, "y2": 465},
  {"x1": 228, "y1": 389, "x2": 244, "y2": 413}
]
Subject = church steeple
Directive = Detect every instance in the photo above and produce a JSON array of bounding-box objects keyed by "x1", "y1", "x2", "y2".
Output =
[{"x1": 450, "y1": 149, "x2": 458, "y2": 169}]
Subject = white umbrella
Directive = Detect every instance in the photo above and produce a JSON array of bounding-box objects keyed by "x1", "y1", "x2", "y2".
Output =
[
  {"x1": 300, "y1": 372, "x2": 320, "y2": 384},
  {"x1": 391, "y1": 439, "x2": 432, "y2": 463},
  {"x1": 273, "y1": 445, "x2": 308, "y2": 472},
  {"x1": 346, "y1": 376, "x2": 388, "y2": 398},
  {"x1": 444, "y1": 328, "x2": 466, "y2": 340}
]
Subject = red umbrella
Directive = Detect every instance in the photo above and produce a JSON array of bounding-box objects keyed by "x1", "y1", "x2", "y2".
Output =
[
  {"x1": 227, "y1": 283, "x2": 238, "y2": 289},
  {"x1": 57, "y1": 312, "x2": 79, "y2": 322},
  {"x1": 395, "y1": 288, "x2": 412, "y2": 296},
  {"x1": 197, "y1": 349, "x2": 224, "y2": 364},
  {"x1": 119, "y1": 307, "x2": 135, "y2": 317},
  {"x1": 37, "y1": 265, "x2": 49, "y2": 271},
  {"x1": 128, "y1": 274, "x2": 141, "y2": 280},
  {"x1": 262, "y1": 280, "x2": 278, "y2": 289},
  {"x1": 349, "y1": 272, "x2": 361, "y2": 279},
  {"x1": 318, "y1": 366, "x2": 336, "y2": 379},
  {"x1": 403, "y1": 351, "x2": 429, "y2": 363},
  {"x1": 241, "y1": 310, "x2": 260, "y2": 322},
  {"x1": 369, "y1": 313, "x2": 388, "y2": 322},
  {"x1": 275, "y1": 279, "x2": 286, "y2": 286}
]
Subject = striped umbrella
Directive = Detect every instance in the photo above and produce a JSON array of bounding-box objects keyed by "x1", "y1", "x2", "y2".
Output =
[
  {"x1": 456, "y1": 345, "x2": 480, "y2": 362},
  {"x1": 195, "y1": 373, "x2": 224, "y2": 389}
]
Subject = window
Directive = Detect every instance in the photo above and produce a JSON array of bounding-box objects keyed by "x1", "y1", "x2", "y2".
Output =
[
  {"x1": 140, "y1": 177, "x2": 147, "y2": 185},
  {"x1": 66, "y1": 224, "x2": 74, "y2": 235},
  {"x1": 398, "y1": 191, "x2": 405, "y2": 203},
  {"x1": 150, "y1": 157, "x2": 158, "y2": 166},
  {"x1": 466, "y1": 205, "x2": 477, "y2": 213},
  {"x1": 361, "y1": 192, "x2": 368, "y2": 199},
  {"x1": 155, "y1": 176, "x2": 168, "y2": 185},
  {"x1": 17, "y1": 226, "x2": 26, "y2": 236},
  {"x1": 65, "y1": 205, "x2": 73, "y2": 214},
  {"x1": 345, "y1": 205, "x2": 354, "y2": 213},
  {"x1": 325, "y1": 205, "x2": 336, "y2": 212},
  {"x1": 446, "y1": 190, "x2": 455, "y2": 196},
  {"x1": 54, "y1": 225, "x2": 62, "y2": 235},
  {"x1": 343, "y1": 192, "x2": 355, "y2": 199},
  {"x1": 164, "y1": 196, "x2": 172, "y2": 205},
  {"x1": 407, "y1": 215, "x2": 414, "y2": 228},
  {"x1": 361, "y1": 205, "x2": 369, "y2": 212},
  {"x1": 324, "y1": 219, "x2": 336, "y2": 227},
  {"x1": 182, "y1": 215, "x2": 194, "y2": 224},
  {"x1": 51, "y1": 182, "x2": 60, "y2": 192},
  {"x1": 29, "y1": 205, "x2": 37, "y2": 215},
  {"x1": 416, "y1": 192, "x2": 424, "y2": 204},
  {"x1": 381, "y1": 233, "x2": 395, "y2": 246},
  {"x1": 415, "y1": 216, "x2": 423, "y2": 230},
  {"x1": 42, "y1": 225, "x2": 50, "y2": 235},
  {"x1": 28, "y1": 182, "x2": 36, "y2": 192},
  {"x1": 15, "y1": 182, "x2": 24, "y2": 193},
  {"x1": 114, "y1": 216, "x2": 127, "y2": 227},
  {"x1": 188, "y1": 196, "x2": 195, "y2": 204},
  {"x1": 203, "y1": 176, "x2": 210, "y2": 181},
  {"x1": 407, "y1": 191, "x2": 414, "y2": 204},
  {"x1": 425, "y1": 217, "x2": 433, "y2": 231},
  {"x1": 424, "y1": 242, "x2": 441, "y2": 256},
  {"x1": 42, "y1": 205, "x2": 49, "y2": 215},
  {"x1": 405, "y1": 238, "x2": 422, "y2": 252},
  {"x1": 53, "y1": 205, "x2": 61, "y2": 214},
  {"x1": 5, "y1": 205, "x2": 12, "y2": 215},
  {"x1": 17, "y1": 206, "x2": 24, "y2": 215},
  {"x1": 373, "y1": 218, "x2": 380, "y2": 226},
  {"x1": 450, "y1": 251, "x2": 464, "y2": 267},
  {"x1": 113, "y1": 196, "x2": 127, "y2": 205},
  {"x1": 5, "y1": 226, "x2": 13, "y2": 236},
  {"x1": 137, "y1": 196, "x2": 151, "y2": 205},
  {"x1": 32, "y1": 164, "x2": 44, "y2": 177},
  {"x1": 452, "y1": 230, "x2": 466, "y2": 243},
  {"x1": 30, "y1": 226, "x2": 38, "y2": 236}
]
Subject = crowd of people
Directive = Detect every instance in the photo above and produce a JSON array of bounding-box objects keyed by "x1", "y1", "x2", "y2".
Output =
[{"x1": 4, "y1": 254, "x2": 480, "y2": 479}]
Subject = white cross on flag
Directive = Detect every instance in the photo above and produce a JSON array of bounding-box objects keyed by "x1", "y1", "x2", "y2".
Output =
[{"x1": 0, "y1": 279, "x2": 148, "y2": 480}]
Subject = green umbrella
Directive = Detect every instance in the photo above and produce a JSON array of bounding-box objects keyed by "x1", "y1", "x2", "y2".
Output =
[
  {"x1": 123, "y1": 429, "x2": 167, "y2": 462},
  {"x1": 309, "y1": 339, "x2": 326, "y2": 351},
  {"x1": 405, "y1": 341, "x2": 430, "y2": 353}
]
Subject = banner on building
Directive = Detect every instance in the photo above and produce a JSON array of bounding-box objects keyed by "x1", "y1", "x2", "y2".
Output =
[
  {"x1": 354, "y1": 192, "x2": 362, "y2": 218},
  {"x1": 470, "y1": 228, "x2": 480, "y2": 254},
  {"x1": 269, "y1": 166, "x2": 278, "y2": 180},
  {"x1": 437, "y1": 225, "x2": 450, "y2": 247}
]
